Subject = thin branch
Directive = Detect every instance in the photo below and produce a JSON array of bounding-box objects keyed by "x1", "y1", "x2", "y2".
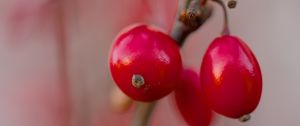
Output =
[{"x1": 171, "y1": 0, "x2": 213, "y2": 46}]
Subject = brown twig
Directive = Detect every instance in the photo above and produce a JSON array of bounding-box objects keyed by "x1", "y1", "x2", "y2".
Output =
[{"x1": 171, "y1": 0, "x2": 212, "y2": 46}]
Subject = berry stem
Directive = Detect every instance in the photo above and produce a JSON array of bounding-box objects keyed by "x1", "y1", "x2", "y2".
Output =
[{"x1": 212, "y1": 0, "x2": 230, "y2": 35}]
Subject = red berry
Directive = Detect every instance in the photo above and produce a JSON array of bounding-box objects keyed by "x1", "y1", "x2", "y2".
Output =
[
  {"x1": 200, "y1": 35, "x2": 262, "y2": 120},
  {"x1": 109, "y1": 24, "x2": 182, "y2": 102},
  {"x1": 175, "y1": 69, "x2": 212, "y2": 126}
]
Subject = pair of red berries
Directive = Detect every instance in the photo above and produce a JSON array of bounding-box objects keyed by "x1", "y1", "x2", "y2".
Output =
[{"x1": 109, "y1": 24, "x2": 262, "y2": 124}]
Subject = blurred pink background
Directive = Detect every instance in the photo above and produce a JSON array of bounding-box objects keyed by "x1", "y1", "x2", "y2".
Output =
[{"x1": 0, "y1": 0, "x2": 300, "y2": 126}]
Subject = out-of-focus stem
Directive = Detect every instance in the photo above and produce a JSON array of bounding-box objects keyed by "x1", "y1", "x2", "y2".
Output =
[
  {"x1": 131, "y1": 102, "x2": 156, "y2": 126},
  {"x1": 110, "y1": 87, "x2": 133, "y2": 113},
  {"x1": 56, "y1": 0, "x2": 71, "y2": 126}
]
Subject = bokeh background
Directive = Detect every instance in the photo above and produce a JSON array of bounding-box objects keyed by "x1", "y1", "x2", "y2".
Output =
[{"x1": 0, "y1": 0, "x2": 300, "y2": 126}]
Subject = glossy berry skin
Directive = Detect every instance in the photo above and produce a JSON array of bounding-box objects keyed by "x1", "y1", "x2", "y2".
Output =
[
  {"x1": 200, "y1": 35, "x2": 262, "y2": 118},
  {"x1": 109, "y1": 24, "x2": 182, "y2": 102},
  {"x1": 175, "y1": 69, "x2": 212, "y2": 126}
]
